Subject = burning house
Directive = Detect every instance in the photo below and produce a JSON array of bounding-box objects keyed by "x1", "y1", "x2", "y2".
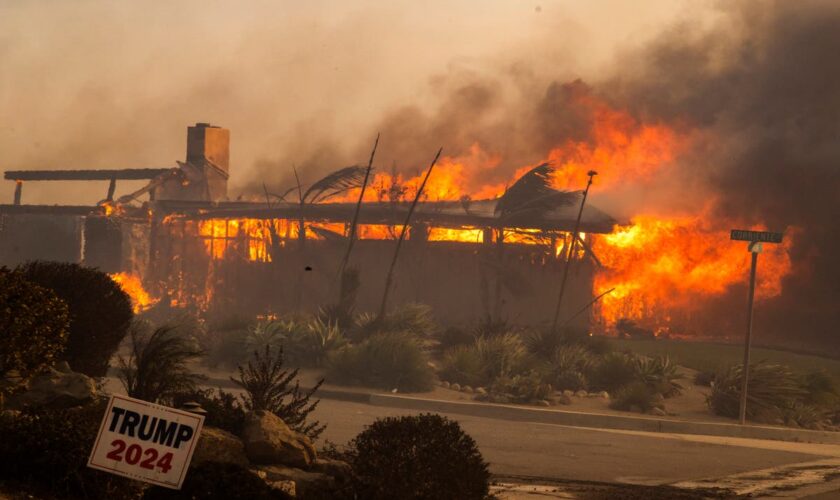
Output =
[{"x1": 1, "y1": 123, "x2": 617, "y2": 326}]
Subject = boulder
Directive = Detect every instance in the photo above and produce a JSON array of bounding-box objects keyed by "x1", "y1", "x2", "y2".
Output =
[
  {"x1": 556, "y1": 393, "x2": 573, "y2": 405},
  {"x1": 311, "y1": 458, "x2": 352, "y2": 480},
  {"x1": 242, "y1": 410, "x2": 317, "y2": 467},
  {"x1": 5, "y1": 366, "x2": 96, "y2": 410},
  {"x1": 462, "y1": 385, "x2": 474, "y2": 394},
  {"x1": 193, "y1": 427, "x2": 249, "y2": 467},
  {"x1": 575, "y1": 390, "x2": 588, "y2": 398},
  {"x1": 259, "y1": 464, "x2": 333, "y2": 498},
  {"x1": 562, "y1": 390, "x2": 574, "y2": 398},
  {"x1": 598, "y1": 391, "x2": 610, "y2": 399},
  {"x1": 441, "y1": 381, "x2": 451, "y2": 389},
  {"x1": 475, "y1": 387, "x2": 487, "y2": 396},
  {"x1": 451, "y1": 383, "x2": 461, "y2": 392}
]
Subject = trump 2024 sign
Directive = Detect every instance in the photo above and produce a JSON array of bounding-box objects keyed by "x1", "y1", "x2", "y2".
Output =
[{"x1": 88, "y1": 394, "x2": 205, "y2": 489}]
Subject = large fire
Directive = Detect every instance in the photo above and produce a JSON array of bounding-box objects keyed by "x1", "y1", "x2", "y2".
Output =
[
  {"x1": 168, "y1": 90, "x2": 793, "y2": 334},
  {"x1": 592, "y1": 215, "x2": 794, "y2": 330}
]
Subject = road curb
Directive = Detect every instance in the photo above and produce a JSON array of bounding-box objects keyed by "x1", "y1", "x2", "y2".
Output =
[{"x1": 314, "y1": 389, "x2": 840, "y2": 445}]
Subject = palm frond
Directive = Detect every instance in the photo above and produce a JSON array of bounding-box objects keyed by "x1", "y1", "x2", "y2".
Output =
[
  {"x1": 495, "y1": 163, "x2": 578, "y2": 221},
  {"x1": 303, "y1": 165, "x2": 367, "y2": 204}
]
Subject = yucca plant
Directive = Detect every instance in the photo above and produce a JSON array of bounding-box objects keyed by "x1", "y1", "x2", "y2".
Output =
[
  {"x1": 242, "y1": 319, "x2": 294, "y2": 354},
  {"x1": 283, "y1": 318, "x2": 348, "y2": 367},
  {"x1": 354, "y1": 303, "x2": 437, "y2": 340},
  {"x1": 707, "y1": 362, "x2": 808, "y2": 422},
  {"x1": 489, "y1": 371, "x2": 553, "y2": 404},
  {"x1": 635, "y1": 355, "x2": 684, "y2": 398},
  {"x1": 547, "y1": 344, "x2": 596, "y2": 391},
  {"x1": 589, "y1": 352, "x2": 639, "y2": 392},
  {"x1": 440, "y1": 345, "x2": 485, "y2": 387},
  {"x1": 327, "y1": 332, "x2": 435, "y2": 392}
]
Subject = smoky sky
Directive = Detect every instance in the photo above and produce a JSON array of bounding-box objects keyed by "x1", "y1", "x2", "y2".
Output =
[{"x1": 2, "y1": 1, "x2": 838, "y2": 347}]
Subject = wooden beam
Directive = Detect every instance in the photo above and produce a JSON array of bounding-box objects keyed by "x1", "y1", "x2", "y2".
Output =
[
  {"x1": 0, "y1": 204, "x2": 100, "y2": 215},
  {"x1": 4, "y1": 168, "x2": 174, "y2": 181},
  {"x1": 13, "y1": 181, "x2": 22, "y2": 205}
]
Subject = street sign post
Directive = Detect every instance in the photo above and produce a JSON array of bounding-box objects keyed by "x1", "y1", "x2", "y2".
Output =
[
  {"x1": 730, "y1": 229, "x2": 784, "y2": 425},
  {"x1": 88, "y1": 394, "x2": 205, "y2": 489}
]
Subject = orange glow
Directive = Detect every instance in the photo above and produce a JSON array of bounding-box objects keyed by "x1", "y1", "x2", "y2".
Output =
[
  {"x1": 592, "y1": 215, "x2": 794, "y2": 326},
  {"x1": 110, "y1": 272, "x2": 157, "y2": 313},
  {"x1": 428, "y1": 227, "x2": 484, "y2": 243}
]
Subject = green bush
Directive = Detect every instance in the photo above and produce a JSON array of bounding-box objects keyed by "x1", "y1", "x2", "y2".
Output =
[
  {"x1": 354, "y1": 303, "x2": 438, "y2": 340},
  {"x1": 694, "y1": 370, "x2": 716, "y2": 387},
  {"x1": 590, "y1": 352, "x2": 639, "y2": 392},
  {"x1": 439, "y1": 334, "x2": 528, "y2": 387},
  {"x1": 546, "y1": 344, "x2": 596, "y2": 391},
  {"x1": 283, "y1": 318, "x2": 348, "y2": 368},
  {"x1": 328, "y1": 332, "x2": 435, "y2": 392},
  {"x1": 707, "y1": 362, "x2": 808, "y2": 423},
  {"x1": 635, "y1": 355, "x2": 684, "y2": 398},
  {"x1": 18, "y1": 261, "x2": 133, "y2": 377},
  {"x1": 349, "y1": 414, "x2": 490, "y2": 500},
  {"x1": 0, "y1": 402, "x2": 142, "y2": 499},
  {"x1": 233, "y1": 345, "x2": 325, "y2": 439},
  {"x1": 488, "y1": 371, "x2": 553, "y2": 404},
  {"x1": 0, "y1": 268, "x2": 69, "y2": 382},
  {"x1": 117, "y1": 323, "x2": 204, "y2": 404},
  {"x1": 609, "y1": 382, "x2": 662, "y2": 413},
  {"x1": 144, "y1": 461, "x2": 288, "y2": 500},
  {"x1": 440, "y1": 345, "x2": 485, "y2": 387},
  {"x1": 172, "y1": 388, "x2": 246, "y2": 436},
  {"x1": 802, "y1": 370, "x2": 839, "y2": 407},
  {"x1": 435, "y1": 326, "x2": 475, "y2": 351}
]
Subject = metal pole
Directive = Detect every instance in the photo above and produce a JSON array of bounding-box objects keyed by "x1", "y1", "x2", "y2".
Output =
[
  {"x1": 739, "y1": 246, "x2": 760, "y2": 425},
  {"x1": 551, "y1": 170, "x2": 597, "y2": 333}
]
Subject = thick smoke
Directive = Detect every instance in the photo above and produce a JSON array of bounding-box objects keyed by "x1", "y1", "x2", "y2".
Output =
[{"x1": 602, "y1": 0, "x2": 840, "y2": 349}]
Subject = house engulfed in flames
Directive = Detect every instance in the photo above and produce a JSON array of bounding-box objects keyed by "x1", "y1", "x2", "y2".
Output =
[{"x1": 0, "y1": 123, "x2": 616, "y2": 325}]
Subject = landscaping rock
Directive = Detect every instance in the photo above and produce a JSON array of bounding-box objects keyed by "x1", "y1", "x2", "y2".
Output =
[
  {"x1": 537, "y1": 400, "x2": 551, "y2": 407},
  {"x1": 5, "y1": 366, "x2": 96, "y2": 410},
  {"x1": 311, "y1": 458, "x2": 352, "y2": 481},
  {"x1": 599, "y1": 391, "x2": 610, "y2": 399},
  {"x1": 242, "y1": 410, "x2": 317, "y2": 467},
  {"x1": 462, "y1": 385, "x2": 474, "y2": 394},
  {"x1": 193, "y1": 427, "x2": 249, "y2": 467},
  {"x1": 441, "y1": 381, "x2": 451, "y2": 389},
  {"x1": 651, "y1": 407, "x2": 667, "y2": 417},
  {"x1": 556, "y1": 394, "x2": 573, "y2": 405},
  {"x1": 451, "y1": 383, "x2": 461, "y2": 392},
  {"x1": 259, "y1": 464, "x2": 333, "y2": 498},
  {"x1": 562, "y1": 390, "x2": 574, "y2": 398},
  {"x1": 475, "y1": 387, "x2": 487, "y2": 395},
  {"x1": 575, "y1": 390, "x2": 588, "y2": 398}
]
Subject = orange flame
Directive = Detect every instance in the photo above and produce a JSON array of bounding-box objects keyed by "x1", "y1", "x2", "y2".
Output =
[
  {"x1": 592, "y1": 215, "x2": 794, "y2": 327},
  {"x1": 110, "y1": 272, "x2": 157, "y2": 313}
]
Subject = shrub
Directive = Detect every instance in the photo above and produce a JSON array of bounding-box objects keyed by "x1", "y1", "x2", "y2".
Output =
[
  {"x1": 328, "y1": 332, "x2": 435, "y2": 392},
  {"x1": 200, "y1": 316, "x2": 251, "y2": 368},
  {"x1": 635, "y1": 355, "x2": 684, "y2": 398},
  {"x1": 283, "y1": 318, "x2": 348, "y2": 367},
  {"x1": 694, "y1": 370, "x2": 716, "y2": 387},
  {"x1": 524, "y1": 326, "x2": 592, "y2": 360},
  {"x1": 440, "y1": 345, "x2": 485, "y2": 387},
  {"x1": 354, "y1": 303, "x2": 437, "y2": 340},
  {"x1": 488, "y1": 371, "x2": 553, "y2": 404},
  {"x1": 802, "y1": 370, "x2": 839, "y2": 407},
  {"x1": 144, "y1": 461, "x2": 288, "y2": 500},
  {"x1": 609, "y1": 382, "x2": 661, "y2": 413},
  {"x1": 18, "y1": 261, "x2": 133, "y2": 376},
  {"x1": 349, "y1": 414, "x2": 490, "y2": 500},
  {"x1": 439, "y1": 333, "x2": 528, "y2": 387},
  {"x1": 117, "y1": 323, "x2": 204, "y2": 404},
  {"x1": 0, "y1": 268, "x2": 69, "y2": 382},
  {"x1": 590, "y1": 352, "x2": 639, "y2": 392},
  {"x1": 707, "y1": 362, "x2": 808, "y2": 423},
  {"x1": 172, "y1": 388, "x2": 247, "y2": 436},
  {"x1": 0, "y1": 402, "x2": 142, "y2": 499},
  {"x1": 319, "y1": 266, "x2": 361, "y2": 331},
  {"x1": 232, "y1": 345, "x2": 325, "y2": 439},
  {"x1": 546, "y1": 344, "x2": 596, "y2": 391},
  {"x1": 435, "y1": 326, "x2": 475, "y2": 351}
]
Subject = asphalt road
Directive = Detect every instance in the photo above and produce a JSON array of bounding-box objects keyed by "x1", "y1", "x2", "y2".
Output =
[{"x1": 312, "y1": 398, "x2": 824, "y2": 486}]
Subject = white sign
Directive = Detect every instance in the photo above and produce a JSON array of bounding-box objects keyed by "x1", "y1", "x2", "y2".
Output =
[{"x1": 88, "y1": 394, "x2": 205, "y2": 489}]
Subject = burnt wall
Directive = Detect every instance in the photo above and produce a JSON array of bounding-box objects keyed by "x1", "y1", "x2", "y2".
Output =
[{"x1": 0, "y1": 214, "x2": 82, "y2": 266}]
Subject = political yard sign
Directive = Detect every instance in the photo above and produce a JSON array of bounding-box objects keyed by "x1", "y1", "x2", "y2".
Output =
[{"x1": 88, "y1": 394, "x2": 205, "y2": 489}]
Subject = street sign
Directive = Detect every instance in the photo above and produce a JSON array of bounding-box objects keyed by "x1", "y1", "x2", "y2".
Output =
[
  {"x1": 730, "y1": 229, "x2": 783, "y2": 243},
  {"x1": 730, "y1": 226, "x2": 783, "y2": 425},
  {"x1": 88, "y1": 394, "x2": 205, "y2": 490}
]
